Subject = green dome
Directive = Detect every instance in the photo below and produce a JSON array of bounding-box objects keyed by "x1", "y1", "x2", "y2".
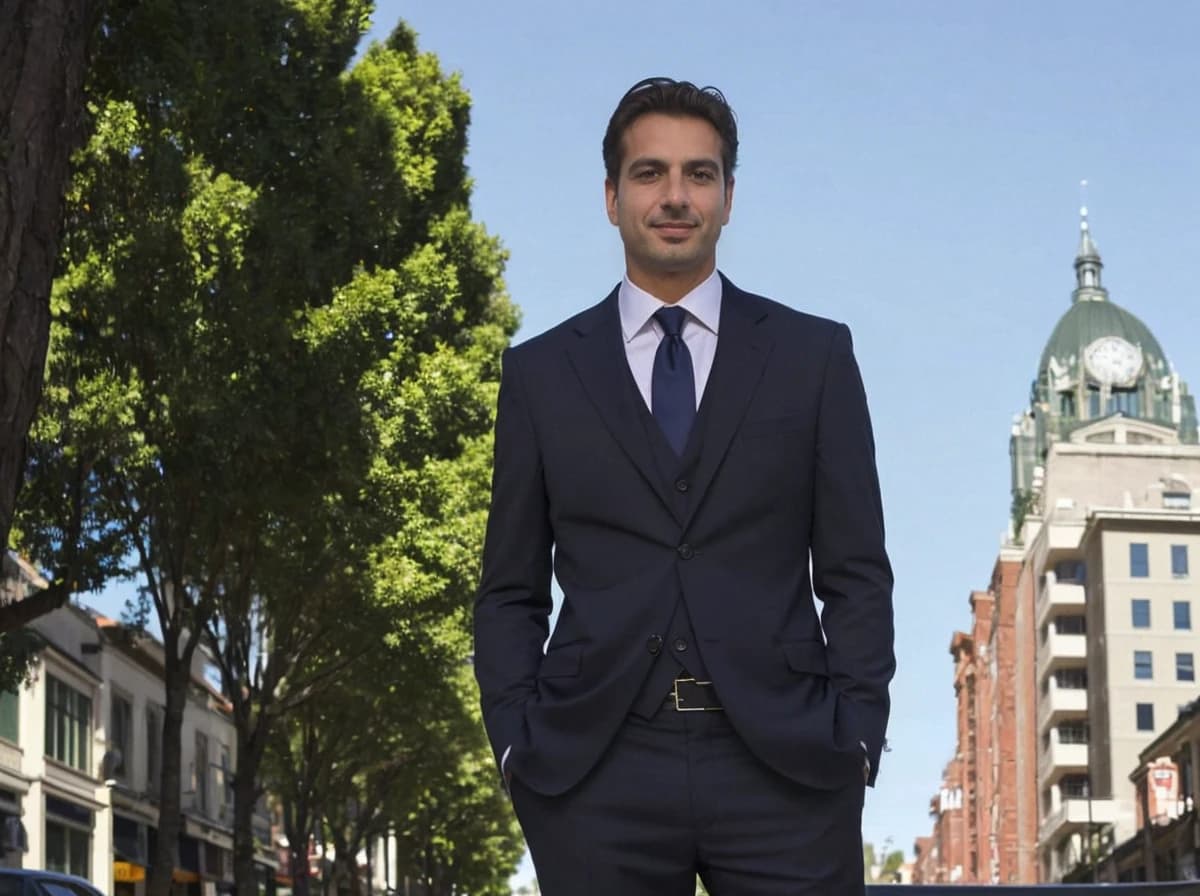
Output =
[{"x1": 1039, "y1": 298, "x2": 1169, "y2": 379}]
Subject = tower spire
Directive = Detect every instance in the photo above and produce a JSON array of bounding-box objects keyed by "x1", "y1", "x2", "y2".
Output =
[{"x1": 1073, "y1": 181, "x2": 1107, "y2": 303}]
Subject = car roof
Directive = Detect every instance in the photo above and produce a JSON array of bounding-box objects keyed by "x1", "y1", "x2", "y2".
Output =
[{"x1": 0, "y1": 871, "x2": 98, "y2": 885}]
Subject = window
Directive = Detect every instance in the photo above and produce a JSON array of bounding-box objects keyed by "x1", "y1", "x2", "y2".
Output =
[
  {"x1": 1055, "y1": 668, "x2": 1088, "y2": 689},
  {"x1": 194, "y1": 730, "x2": 209, "y2": 816},
  {"x1": 1060, "y1": 393, "x2": 1076, "y2": 418},
  {"x1": 146, "y1": 705, "x2": 163, "y2": 798},
  {"x1": 1088, "y1": 386, "x2": 1101, "y2": 418},
  {"x1": 1131, "y1": 599, "x2": 1151, "y2": 629},
  {"x1": 1055, "y1": 615, "x2": 1086, "y2": 634},
  {"x1": 1178, "y1": 653, "x2": 1195, "y2": 682},
  {"x1": 1109, "y1": 389, "x2": 1141, "y2": 417},
  {"x1": 0, "y1": 690, "x2": 17, "y2": 743},
  {"x1": 1136, "y1": 703, "x2": 1155, "y2": 731},
  {"x1": 1165, "y1": 491, "x2": 1192, "y2": 510},
  {"x1": 1172, "y1": 545, "x2": 1189, "y2": 577},
  {"x1": 44, "y1": 797, "x2": 91, "y2": 880},
  {"x1": 1130, "y1": 543, "x2": 1149, "y2": 578},
  {"x1": 1059, "y1": 722, "x2": 1088, "y2": 744},
  {"x1": 110, "y1": 693, "x2": 132, "y2": 781},
  {"x1": 1054, "y1": 559, "x2": 1085, "y2": 584},
  {"x1": 1176, "y1": 601, "x2": 1193, "y2": 631},
  {"x1": 44, "y1": 821, "x2": 89, "y2": 879},
  {"x1": 1061, "y1": 775, "x2": 1090, "y2": 798},
  {"x1": 1134, "y1": 650, "x2": 1153, "y2": 680},
  {"x1": 45, "y1": 676, "x2": 91, "y2": 772},
  {"x1": 218, "y1": 743, "x2": 233, "y2": 816}
]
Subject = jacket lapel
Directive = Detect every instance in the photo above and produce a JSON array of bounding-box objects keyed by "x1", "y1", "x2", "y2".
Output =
[
  {"x1": 680, "y1": 276, "x2": 772, "y2": 531},
  {"x1": 565, "y1": 288, "x2": 678, "y2": 519}
]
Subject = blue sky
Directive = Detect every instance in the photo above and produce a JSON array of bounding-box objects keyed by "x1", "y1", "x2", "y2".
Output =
[{"x1": 91, "y1": 0, "x2": 1200, "y2": 879}]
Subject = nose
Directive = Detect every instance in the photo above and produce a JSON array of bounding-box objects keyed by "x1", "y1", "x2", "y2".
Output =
[{"x1": 660, "y1": 171, "x2": 690, "y2": 209}]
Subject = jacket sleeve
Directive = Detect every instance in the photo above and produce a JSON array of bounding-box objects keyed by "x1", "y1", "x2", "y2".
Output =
[
  {"x1": 473, "y1": 347, "x2": 554, "y2": 774},
  {"x1": 809, "y1": 323, "x2": 895, "y2": 786}
]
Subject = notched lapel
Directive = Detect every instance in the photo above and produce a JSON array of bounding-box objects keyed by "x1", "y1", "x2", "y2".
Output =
[
  {"x1": 565, "y1": 291, "x2": 678, "y2": 519},
  {"x1": 681, "y1": 281, "x2": 772, "y2": 531}
]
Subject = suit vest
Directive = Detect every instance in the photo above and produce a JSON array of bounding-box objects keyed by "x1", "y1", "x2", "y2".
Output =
[{"x1": 626, "y1": 371, "x2": 713, "y2": 718}]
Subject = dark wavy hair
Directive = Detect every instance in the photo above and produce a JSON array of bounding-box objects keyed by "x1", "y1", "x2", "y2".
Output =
[{"x1": 602, "y1": 77, "x2": 738, "y2": 184}]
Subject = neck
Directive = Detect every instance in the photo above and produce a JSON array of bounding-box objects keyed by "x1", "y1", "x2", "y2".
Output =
[{"x1": 625, "y1": 263, "x2": 716, "y2": 304}]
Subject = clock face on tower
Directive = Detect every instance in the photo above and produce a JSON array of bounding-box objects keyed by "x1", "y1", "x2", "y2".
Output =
[{"x1": 1084, "y1": 336, "x2": 1143, "y2": 387}]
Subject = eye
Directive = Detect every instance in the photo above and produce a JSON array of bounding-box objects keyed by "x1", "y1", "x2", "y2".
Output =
[
  {"x1": 690, "y1": 169, "x2": 717, "y2": 182},
  {"x1": 632, "y1": 168, "x2": 659, "y2": 181}
]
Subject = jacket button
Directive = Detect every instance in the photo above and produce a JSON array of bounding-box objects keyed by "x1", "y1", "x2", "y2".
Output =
[
  {"x1": 675, "y1": 478, "x2": 689, "y2": 492},
  {"x1": 673, "y1": 638, "x2": 688, "y2": 653},
  {"x1": 677, "y1": 543, "x2": 694, "y2": 560},
  {"x1": 647, "y1": 635, "x2": 663, "y2": 656}
]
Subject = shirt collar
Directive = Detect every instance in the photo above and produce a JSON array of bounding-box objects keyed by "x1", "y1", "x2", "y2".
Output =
[{"x1": 618, "y1": 269, "x2": 722, "y2": 343}]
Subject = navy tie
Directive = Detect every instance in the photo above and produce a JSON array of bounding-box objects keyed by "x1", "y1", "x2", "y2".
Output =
[{"x1": 652, "y1": 306, "x2": 696, "y2": 455}]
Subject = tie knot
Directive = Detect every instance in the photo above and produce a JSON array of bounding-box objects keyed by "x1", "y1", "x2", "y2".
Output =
[{"x1": 654, "y1": 306, "x2": 688, "y2": 338}]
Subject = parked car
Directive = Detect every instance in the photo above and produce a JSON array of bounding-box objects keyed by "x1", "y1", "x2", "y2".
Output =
[{"x1": 0, "y1": 870, "x2": 104, "y2": 896}]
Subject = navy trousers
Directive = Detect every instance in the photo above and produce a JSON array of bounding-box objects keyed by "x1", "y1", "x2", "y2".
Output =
[{"x1": 510, "y1": 704, "x2": 866, "y2": 895}]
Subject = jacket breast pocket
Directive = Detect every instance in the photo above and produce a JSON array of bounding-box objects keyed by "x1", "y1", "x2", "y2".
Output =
[{"x1": 739, "y1": 414, "x2": 810, "y2": 440}]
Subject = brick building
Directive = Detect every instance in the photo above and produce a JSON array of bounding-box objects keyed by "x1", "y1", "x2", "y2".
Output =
[
  {"x1": 912, "y1": 758, "x2": 966, "y2": 883},
  {"x1": 920, "y1": 552, "x2": 1039, "y2": 884}
]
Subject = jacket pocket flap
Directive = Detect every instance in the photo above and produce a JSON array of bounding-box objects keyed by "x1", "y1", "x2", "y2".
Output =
[
  {"x1": 783, "y1": 641, "x2": 829, "y2": 676},
  {"x1": 537, "y1": 646, "x2": 582, "y2": 679}
]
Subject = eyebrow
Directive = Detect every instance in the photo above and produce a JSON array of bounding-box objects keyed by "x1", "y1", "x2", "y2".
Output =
[{"x1": 626, "y1": 157, "x2": 721, "y2": 173}]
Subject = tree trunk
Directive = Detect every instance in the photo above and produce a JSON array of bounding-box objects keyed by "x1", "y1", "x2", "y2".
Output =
[
  {"x1": 0, "y1": 0, "x2": 97, "y2": 553},
  {"x1": 146, "y1": 638, "x2": 191, "y2": 896},
  {"x1": 232, "y1": 726, "x2": 265, "y2": 896},
  {"x1": 284, "y1": 793, "x2": 313, "y2": 896}
]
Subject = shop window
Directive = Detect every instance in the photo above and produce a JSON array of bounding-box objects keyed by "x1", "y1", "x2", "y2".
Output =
[{"x1": 45, "y1": 676, "x2": 91, "y2": 772}]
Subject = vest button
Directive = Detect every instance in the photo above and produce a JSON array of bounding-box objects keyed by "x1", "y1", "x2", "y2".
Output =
[
  {"x1": 647, "y1": 635, "x2": 663, "y2": 656},
  {"x1": 674, "y1": 478, "x2": 689, "y2": 492},
  {"x1": 673, "y1": 638, "x2": 688, "y2": 653}
]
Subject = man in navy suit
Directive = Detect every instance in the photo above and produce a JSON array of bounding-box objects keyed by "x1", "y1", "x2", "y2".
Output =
[{"x1": 474, "y1": 77, "x2": 894, "y2": 895}]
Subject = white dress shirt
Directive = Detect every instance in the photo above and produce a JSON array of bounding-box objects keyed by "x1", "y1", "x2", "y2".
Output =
[{"x1": 618, "y1": 269, "x2": 722, "y2": 411}]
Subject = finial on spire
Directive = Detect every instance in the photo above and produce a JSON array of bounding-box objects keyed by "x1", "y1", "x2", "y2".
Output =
[{"x1": 1073, "y1": 179, "x2": 1105, "y2": 301}]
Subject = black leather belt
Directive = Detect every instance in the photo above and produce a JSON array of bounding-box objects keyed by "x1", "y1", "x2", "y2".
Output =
[{"x1": 665, "y1": 677, "x2": 723, "y2": 711}]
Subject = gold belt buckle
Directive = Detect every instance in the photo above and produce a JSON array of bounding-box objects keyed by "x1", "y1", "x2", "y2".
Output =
[{"x1": 672, "y1": 677, "x2": 721, "y2": 712}]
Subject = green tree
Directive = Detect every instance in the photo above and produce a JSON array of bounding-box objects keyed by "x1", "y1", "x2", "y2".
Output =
[
  {"x1": 17, "y1": 2, "x2": 517, "y2": 895},
  {"x1": 864, "y1": 840, "x2": 905, "y2": 884},
  {"x1": 267, "y1": 438, "x2": 523, "y2": 896}
]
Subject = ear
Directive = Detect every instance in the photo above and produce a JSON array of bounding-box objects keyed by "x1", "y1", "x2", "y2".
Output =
[
  {"x1": 722, "y1": 176, "x2": 735, "y2": 225},
  {"x1": 605, "y1": 177, "x2": 619, "y2": 225}
]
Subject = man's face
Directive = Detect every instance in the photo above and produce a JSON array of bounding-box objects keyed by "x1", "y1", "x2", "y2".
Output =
[{"x1": 605, "y1": 113, "x2": 734, "y2": 296}]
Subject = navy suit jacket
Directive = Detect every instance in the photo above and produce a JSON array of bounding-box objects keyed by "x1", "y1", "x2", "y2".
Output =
[{"x1": 474, "y1": 274, "x2": 894, "y2": 797}]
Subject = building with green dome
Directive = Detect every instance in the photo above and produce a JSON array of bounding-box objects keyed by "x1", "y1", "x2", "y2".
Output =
[
  {"x1": 1009, "y1": 213, "x2": 1200, "y2": 882},
  {"x1": 1011, "y1": 211, "x2": 1199, "y2": 521},
  {"x1": 920, "y1": 211, "x2": 1200, "y2": 887}
]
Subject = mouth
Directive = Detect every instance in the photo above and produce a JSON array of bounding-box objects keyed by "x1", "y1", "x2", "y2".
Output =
[{"x1": 652, "y1": 222, "x2": 697, "y2": 238}]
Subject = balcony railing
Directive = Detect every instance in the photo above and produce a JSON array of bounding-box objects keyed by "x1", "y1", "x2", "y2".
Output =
[
  {"x1": 1036, "y1": 580, "x2": 1086, "y2": 629},
  {"x1": 1037, "y1": 685, "x2": 1088, "y2": 731},
  {"x1": 1037, "y1": 631, "x2": 1087, "y2": 676},
  {"x1": 1039, "y1": 795, "x2": 1118, "y2": 840},
  {"x1": 1038, "y1": 739, "x2": 1089, "y2": 784}
]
